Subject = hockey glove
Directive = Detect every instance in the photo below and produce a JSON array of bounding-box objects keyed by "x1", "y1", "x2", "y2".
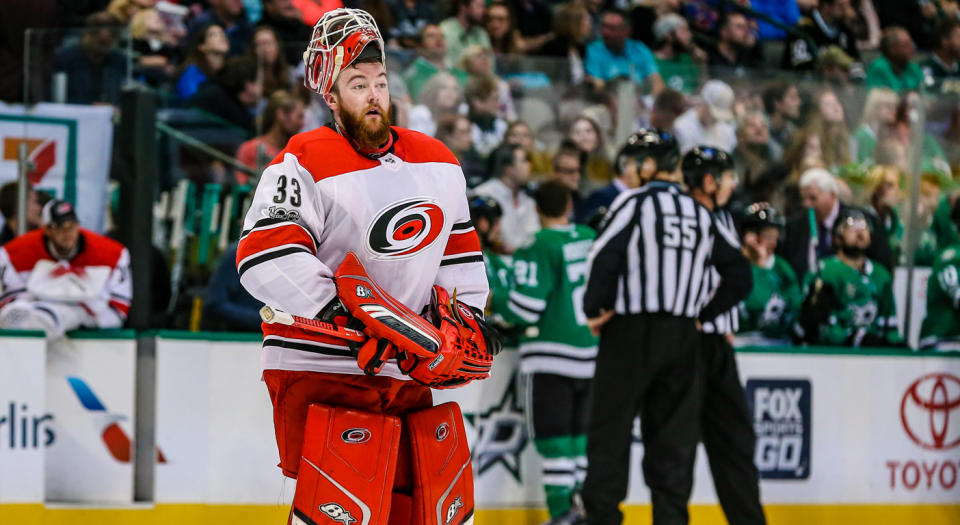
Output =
[{"x1": 798, "y1": 278, "x2": 838, "y2": 344}]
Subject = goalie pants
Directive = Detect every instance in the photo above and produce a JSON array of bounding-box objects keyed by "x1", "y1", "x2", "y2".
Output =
[
  {"x1": 526, "y1": 372, "x2": 590, "y2": 518},
  {"x1": 700, "y1": 334, "x2": 766, "y2": 525},
  {"x1": 263, "y1": 369, "x2": 432, "y2": 491},
  {"x1": 582, "y1": 314, "x2": 700, "y2": 525}
]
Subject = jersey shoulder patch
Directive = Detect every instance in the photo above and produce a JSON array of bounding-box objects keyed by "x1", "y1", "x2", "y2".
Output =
[
  {"x1": 393, "y1": 127, "x2": 460, "y2": 166},
  {"x1": 274, "y1": 126, "x2": 378, "y2": 182}
]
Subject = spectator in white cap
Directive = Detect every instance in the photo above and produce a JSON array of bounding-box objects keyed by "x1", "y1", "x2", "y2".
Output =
[
  {"x1": 672, "y1": 79, "x2": 737, "y2": 153},
  {"x1": 651, "y1": 13, "x2": 706, "y2": 94}
]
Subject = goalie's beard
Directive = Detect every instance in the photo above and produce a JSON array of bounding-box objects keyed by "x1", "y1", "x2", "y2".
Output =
[{"x1": 339, "y1": 99, "x2": 393, "y2": 153}]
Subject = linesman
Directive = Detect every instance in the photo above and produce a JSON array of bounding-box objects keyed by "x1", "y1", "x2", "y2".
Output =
[{"x1": 578, "y1": 129, "x2": 753, "y2": 525}]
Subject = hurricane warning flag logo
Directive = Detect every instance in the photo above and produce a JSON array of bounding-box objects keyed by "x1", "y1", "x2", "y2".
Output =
[
  {"x1": 3, "y1": 137, "x2": 55, "y2": 184},
  {"x1": 366, "y1": 198, "x2": 444, "y2": 259}
]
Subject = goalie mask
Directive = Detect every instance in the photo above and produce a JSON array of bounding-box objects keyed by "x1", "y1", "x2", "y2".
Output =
[{"x1": 304, "y1": 8, "x2": 385, "y2": 96}]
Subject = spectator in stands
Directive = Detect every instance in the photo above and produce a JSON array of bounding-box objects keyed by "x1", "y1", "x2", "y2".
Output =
[
  {"x1": 388, "y1": 0, "x2": 438, "y2": 49},
  {"x1": 708, "y1": 11, "x2": 762, "y2": 76},
  {"x1": 464, "y1": 74, "x2": 508, "y2": 157},
  {"x1": 440, "y1": 0, "x2": 492, "y2": 69},
  {"x1": 848, "y1": 0, "x2": 882, "y2": 51},
  {"x1": 53, "y1": 11, "x2": 126, "y2": 105},
  {"x1": 673, "y1": 79, "x2": 737, "y2": 154},
  {"x1": 106, "y1": 0, "x2": 153, "y2": 24},
  {"x1": 863, "y1": 165, "x2": 904, "y2": 263},
  {"x1": 797, "y1": 207, "x2": 902, "y2": 347},
  {"x1": 549, "y1": 140, "x2": 584, "y2": 195},
  {"x1": 204, "y1": 241, "x2": 261, "y2": 331},
  {"x1": 259, "y1": 0, "x2": 312, "y2": 65},
  {"x1": 783, "y1": 0, "x2": 862, "y2": 74},
  {"x1": 649, "y1": 88, "x2": 687, "y2": 132},
  {"x1": 779, "y1": 168, "x2": 892, "y2": 279},
  {"x1": 0, "y1": 200, "x2": 132, "y2": 339},
  {"x1": 922, "y1": 20, "x2": 960, "y2": 96},
  {"x1": 866, "y1": 27, "x2": 924, "y2": 92},
  {"x1": 919, "y1": 196, "x2": 960, "y2": 351},
  {"x1": 733, "y1": 110, "x2": 785, "y2": 206},
  {"x1": 403, "y1": 24, "x2": 466, "y2": 102},
  {"x1": 651, "y1": 13, "x2": 707, "y2": 95},
  {"x1": 436, "y1": 114, "x2": 486, "y2": 187},
  {"x1": 504, "y1": 121, "x2": 553, "y2": 179},
  {"x1": 175, "y1": 24, "x2": 229, "y2": 100},
  {"x1": 472, "y1": 144, "x2": 539, "y2": 251},
  {"x1": 507, "y1": 0, "x2": 554, "y2": 53},
  {"x1": 809, "y1": 89, "x2": 852, "y2": 168},
  {"x1": 234, "y1": 90, "x2": 304, "y2": 185},
  {"x1": 187, "y1": 56, "x2": 262, "y2": 134},
  {"x1": 460, "y1": 45, "x2": 516, "y2": 121},
  {"x1": 627, "y1": 0, "x2": 682, "y2": 46},
  {"x1": 408, "y1": 71, "x2": 462, "y2": 137},
  {"x1": 750, "y1": 0, "x2": 802, "y2": 41},
  {"x1": 187, "y1": 0, "x2": 252, "y2": 56},
  {"x1": 781, "y1": 126, "x2": 826, "y2": 198},
  {"x1": 0, "y1": 183, "x2": 42, "y2": 246},
  {"x1": 585, "y1": 8, "x2": 664, "y2": 94},
  {"x1": 538, "y1": 2, "x2": 592, "y2": 85},
  {"x1": 577, "y1": 138, "x2": 642, "y2": 223},
  {"x1": 852, "y1": 88, "x2": 898, "y2": 162},
  {"x1": 247, "y1": 26, "x2": 292, "y2": 98},
  {"x1": 129, "y1": 8, "x2": 180, "y2": 87},
  {"x1": 817, "y1": 45, "x2": 857, "y2": 87},
  {"x1": 873, "y1": 0, "x2": 943, "y2": 51},
  {"x1": 484, "y1": 2, "x2": 524, "y2": 55},
  {"x1": 568, "y1": 115, "x2": 612, "y2": 193},
  {"x1": 763, "y1": 82, "x2": 802, "y2": 151}
]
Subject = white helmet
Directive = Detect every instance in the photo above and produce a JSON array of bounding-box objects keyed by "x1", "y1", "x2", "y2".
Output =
[{"x1": 303, "y1": 8, "x2": 385, "y2": 96}]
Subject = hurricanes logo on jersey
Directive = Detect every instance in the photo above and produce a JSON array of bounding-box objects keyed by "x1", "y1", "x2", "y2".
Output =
[{"x1": 367, "y1": 198, "x2": 445, "y2": 259}]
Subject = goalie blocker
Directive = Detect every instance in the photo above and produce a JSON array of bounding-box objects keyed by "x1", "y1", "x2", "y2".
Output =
[{"x1": 292, "y1": 402, "x2": 474, "y2": 525}]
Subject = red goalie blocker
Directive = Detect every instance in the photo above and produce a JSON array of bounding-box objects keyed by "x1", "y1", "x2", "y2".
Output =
[{"x1": 292, "y1": 404, "x2": 402, "y2": 525}]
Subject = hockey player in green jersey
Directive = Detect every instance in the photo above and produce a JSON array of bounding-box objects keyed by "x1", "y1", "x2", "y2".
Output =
[
  {"x1": 799, "y1": 208, "x2": 903, "y2": 347},
  {"x1": 469, "y1": 195, "x2": 513, "y2": 329},
  {"x1": 502, "y1": 180, "x2": 597, "y2": 525},
  {"x1": 919, "y1": 199, "x2": 960, "y2": 351},
  {"x1": 738, "y1": 202, "x2": 802, "y2": 343}
]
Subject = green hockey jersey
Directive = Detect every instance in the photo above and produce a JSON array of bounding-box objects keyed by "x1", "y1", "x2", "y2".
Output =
[
  {"x1": 738, "y1": 255, "x2": 802, "y2": 339},
  {"x1": 484, "y1": 250, "x2": 513, "y2": 323},
  {"x1": 504, "y1": 225, "x2": 598, "y2": 378},
  {"x1": 802, "y1": 257, "x2": 903, "y2": 346},
  {"x1": 919, "y1": 243, "x2": 960, "y2": 350}
]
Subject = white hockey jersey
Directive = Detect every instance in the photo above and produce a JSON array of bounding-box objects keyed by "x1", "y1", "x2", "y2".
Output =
[
  {"x1": 237, "y1": 125, "x2": 489, "y2": 379},
  {"x1": 0, "y1": 228, "x2": 132, "y2": 326}
]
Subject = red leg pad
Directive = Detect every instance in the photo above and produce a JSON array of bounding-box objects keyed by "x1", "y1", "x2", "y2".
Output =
[
  {"x1": 406, "y1": 402, "x2": 475, "y2": 525},
  {"x1": 292, "y1": 404, "x2": 401, "y2": 525}
]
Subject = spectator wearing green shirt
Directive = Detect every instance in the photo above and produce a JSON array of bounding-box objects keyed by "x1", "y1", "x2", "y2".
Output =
[
  {"x1": 403, "y1": 23, "x2": 468, "y2": 102},
  {"x1": 439, "y1": 0, "x2": 492, "y2": 69},
  {"x1": 865, "y1": 27, "x2": 924, "y2": 92},
  {"x1": 921, "y1": 20, "x2": 960, "y2": 97},
  {"x1": 851, "y1": 87, "x2": 899, "y2": 163},
  {"x1": 650, "y1": 13, "x2": 705, "y2": 95}
]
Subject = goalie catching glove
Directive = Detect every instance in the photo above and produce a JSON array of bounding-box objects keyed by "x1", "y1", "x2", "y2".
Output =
[{"x1": 332, "y1": 252, "x2": 501, "y2": 388}]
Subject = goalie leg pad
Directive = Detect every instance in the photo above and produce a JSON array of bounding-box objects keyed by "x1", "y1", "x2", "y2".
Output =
[
  {"x1": 292, "y1": 404, "x2": 402, "y2": 525},
  {"x1": 406, "y1": 402, "x2": 475, "y2": 525}
]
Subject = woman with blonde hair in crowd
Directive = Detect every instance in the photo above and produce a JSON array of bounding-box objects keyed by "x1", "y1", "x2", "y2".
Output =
[
  {"x1": 408, "y1": 72, "x2": 464, "y2": 137},
  {"x1": 852, "y1": 88, "x2": 898, "y2": 162},
  {"x1": 864, "y1": 165, "x2": 904, "y2": 262},
  {"x1": 129, "y1": 7, "x2": 179, "y2": 86},
  {"x1": 808, "y1": 89, "x2": 853, "y2": 169},
  {"x1": 568, "y1": 115, "x2": 612, "y2": 193},
  {"x1": 108, "y1": 0, "x2": 154, "y2": 23}
]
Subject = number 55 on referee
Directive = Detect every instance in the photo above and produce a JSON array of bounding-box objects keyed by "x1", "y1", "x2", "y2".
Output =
[{"x1": 577, "y1": 129, "x2": 753, "y2": 525}]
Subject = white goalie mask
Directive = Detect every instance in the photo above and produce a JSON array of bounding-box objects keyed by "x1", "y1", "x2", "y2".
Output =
[{"x1": 303, "y1": 8, "x2": 385, "y2": 96}]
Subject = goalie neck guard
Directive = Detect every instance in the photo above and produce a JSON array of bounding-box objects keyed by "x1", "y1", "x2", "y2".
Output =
[{"x1": 303, "y1": 8, "x2": 385, "y2": 96}]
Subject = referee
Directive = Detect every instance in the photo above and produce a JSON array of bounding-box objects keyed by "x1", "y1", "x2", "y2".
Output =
[
  {"x1": 579, "y1": 129, "x2": 752, "y2": 525},
  {"x1": 683, "y1": 147, "x2": 766, "y2": 525}
]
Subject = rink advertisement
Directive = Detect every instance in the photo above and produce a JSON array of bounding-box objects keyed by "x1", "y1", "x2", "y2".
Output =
[
  {"x1": 0, "y1": 103, "x2": 113, "y2": 232},
  {"x1": 744, "y1": 378, "x2": 812, "y2": 479},
  {"x1": 0, "y1": 331, "x2": 46, "y2": 504},
  {"x1": 44, "y1": 332, "x2": 136, "y2": 503}
]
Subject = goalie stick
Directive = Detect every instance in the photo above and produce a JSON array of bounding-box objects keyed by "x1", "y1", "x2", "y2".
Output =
[{"x1": 259, "y1": 305, "x2": 368, "y2": 343}]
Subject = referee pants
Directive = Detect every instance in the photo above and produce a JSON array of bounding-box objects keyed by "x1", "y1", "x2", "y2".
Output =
[
  {"x1": 700, "y1": 334, "x2": 766, "y2": 525},
  {"x1": 582, "y1": 314, "x2": 701, "y2": 525}
]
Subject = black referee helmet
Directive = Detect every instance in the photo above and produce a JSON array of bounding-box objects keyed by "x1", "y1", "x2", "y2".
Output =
[
  {"x1": 741, "y1": 202, "x2": 785, "y2": 233},
  {"x1": 681, "y1": 146, "x2": 734, "y2": 190},
  {"x1": 618, "y1": 128, "x2": 681, "y2": 180}
]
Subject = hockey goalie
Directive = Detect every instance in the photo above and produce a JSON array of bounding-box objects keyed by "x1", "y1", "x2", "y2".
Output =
[{"x1": 235, "y1": 9, "x2": 501, "y2": 525}]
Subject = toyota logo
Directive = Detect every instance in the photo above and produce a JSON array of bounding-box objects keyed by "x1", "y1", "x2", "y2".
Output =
[
  {"x1": 341, "y1": 428, "x2": 372, "y2": 444},
  {"x1": 900, "y1": 373, "x2": 960, "y2": 451}
]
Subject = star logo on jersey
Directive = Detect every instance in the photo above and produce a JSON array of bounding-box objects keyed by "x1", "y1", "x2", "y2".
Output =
[
  {"x1": 464, "y1": 374, "x2": 528, "y2": 481},
  {"x1": 366, "y1": 198, "x2": 445, "y2": 259}
]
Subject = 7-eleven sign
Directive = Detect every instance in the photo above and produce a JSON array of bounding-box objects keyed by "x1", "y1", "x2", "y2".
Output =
[{"x1": 2, "y1": 137, "x2": 56, "y2": 184}]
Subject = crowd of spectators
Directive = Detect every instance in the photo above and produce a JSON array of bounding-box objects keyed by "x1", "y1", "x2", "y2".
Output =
[{"x1": 2, "y1": 0, "x2": 960, "y2": 345}]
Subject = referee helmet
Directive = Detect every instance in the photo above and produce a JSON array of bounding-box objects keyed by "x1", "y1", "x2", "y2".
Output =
[
  {"x1": 469, "y1": 195, "x2": 503, "y2": 226},
  {"x1": 681, "y1": 146, "x2": 734, "y2": 191},
  {"x1": 618, "y1": 128, "x2": 681, "y2": 181},
  {"x1": 741, "y1": 202, "x2": 785, "y2": 233}
]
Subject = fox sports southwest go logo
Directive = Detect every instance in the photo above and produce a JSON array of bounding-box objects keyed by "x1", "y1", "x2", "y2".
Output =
[
  {"x1": 367, "y1": 198, "x2": 444, "y2": 259},
  {"x1": 886, "y1": 373, "x2": 960, "y2": 491}
]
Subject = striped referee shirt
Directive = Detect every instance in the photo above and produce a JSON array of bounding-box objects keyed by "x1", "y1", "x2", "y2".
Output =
[
  {"x1": 701, "y1": 209, "x2": 740, "y2": 335},
  {"x1": 583, "y1": 181, "x2": 751, "y2": 320}
]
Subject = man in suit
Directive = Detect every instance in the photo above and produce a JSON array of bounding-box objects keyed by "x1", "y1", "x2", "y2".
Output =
[{"x1": 778, "y1": 168, "x2": 892, "y2": 279}]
